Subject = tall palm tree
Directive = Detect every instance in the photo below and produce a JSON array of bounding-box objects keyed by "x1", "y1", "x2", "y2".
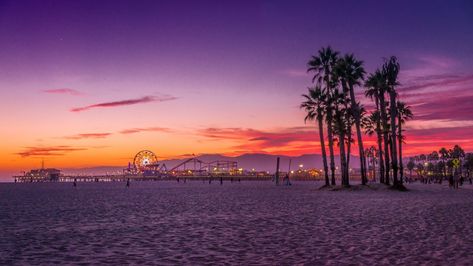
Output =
[
  {"x1": 345, "y1": 110, "x2": 356, "y2": 180},
  {"x1": 332, "y1": 89, "x2": 350, "y2": 186},
  {"x1": 336, "y1": 54, "x2": 367, "y2": 185},
  {"x1": 383, "y1": 56, "x2": 401, "y2": 187},
  {"x1": 396, "y1": 101, "x2": 413, "y2": 184},
  {"x1": 308, "y1": 46, "x2": 339, "y2": 185},
  {"x1": 301, "y1": 86, "x2": 330, "y2": 186},
  {"x1": 365, "y1": 70, "x2": 388, "y2": 184},
  {"x1": 439, "y1": 147, "x2": 449, "y2": 180}
]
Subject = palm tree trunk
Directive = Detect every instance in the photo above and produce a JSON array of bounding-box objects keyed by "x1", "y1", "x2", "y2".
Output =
[
  {"x1": 375, "y1": 96, "x2": 385, "y2": 184},
  {"x1": 389, "y1": 91, "x2": 399, "y2": 186},
  {"x1": 339, "y1": 131, "x2": 348, "y2": 186},
  {"x1": 379, "y1": 94, "x2": 390, "y2": 185},
  {"x1": 346, "y1": 128, "x2": 352, "y2": 182},
  {"x1": 373, "y1": 154, "x2": 377, "y2": 181},
  {"x1": 326, "y1": 110, "x2": 336, "y2": 185},
  {"x1": 349, "y1": 84, "x2": 367, "y2": 185},
  {"x1": 318, "y1": 117, "x2": 330, "y2": 186},
  {"x1": 398, "y1": 113, "x2": 404, "y2": 184}
]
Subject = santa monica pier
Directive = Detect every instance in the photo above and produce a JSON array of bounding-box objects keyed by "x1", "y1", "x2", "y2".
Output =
[{"x1": 13, "y1": 150, "x2": 322, "y2": 183}]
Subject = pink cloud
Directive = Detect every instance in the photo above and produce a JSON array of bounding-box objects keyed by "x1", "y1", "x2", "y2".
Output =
[
  {"x1": 400, "y1": 55, "x2": 460, "y2": 80},
  {"x1": 43, "y1": 88, "x2": 83, "y2": 96},
  {"x1": 16, "y1": 146, "x2": 87, "y2": 157},
  {"x1": 70, "y1": 95, "x2": 177, "y2": 112},
  {"x1": 399, "y1": 74, "x2": 473, "y2": 93},
  {"x1": 119, "y1": 127, "x2": 172, "y2": 134},
  {"x1": 198, "y1": 127, "x2": 321, "y2": 155},
  {"x1": 402, "y1": 126, "x2": 473, "y2": 155},
  {"x1": 64, "y1": 133, "x2": 112, "y2": 140},
  {"x1": 417, "y1": 55, "x2": 458, "y2": 69}
]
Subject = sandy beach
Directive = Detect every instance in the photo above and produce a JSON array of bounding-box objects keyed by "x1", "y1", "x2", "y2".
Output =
[{"x1": 1, "y1": 181, "x2": 472, "y2": 265}]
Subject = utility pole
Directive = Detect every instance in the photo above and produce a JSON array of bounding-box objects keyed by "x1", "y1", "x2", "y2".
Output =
[{"x1": 275, "y1": 157, "x2": 280, "y2": 185}]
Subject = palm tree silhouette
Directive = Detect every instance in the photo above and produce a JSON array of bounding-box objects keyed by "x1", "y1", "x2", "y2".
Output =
[
  {"x1": 335, "y1": 54, "x2": 368, "y2": 185},
  {"x1": 308, "y1": 46, "x2": 339, "y2": 185},
  {"x1": 439, "y1": 147, "x2": 449, "y2": 179},
  {"x1": 301, "y1": 86, "x2": 330, "y2": 186},
  {"x1": 332, "y1": 89, "x2": 350, "y2": 186},
  {"x1": 365, "y1": 70, "x2": 389, "y2": 184},
  {"x1": 383, "y1": 56, "x2": 401, "y2": 188},
  {"x1": 396, "y1": 101, "x2": 413, "y2": 184}
]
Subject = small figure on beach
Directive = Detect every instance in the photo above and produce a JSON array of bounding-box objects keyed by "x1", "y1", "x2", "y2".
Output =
[
  {"x1": 177, "y1": 177, "x2": 180, "y2": 183},
  {"x1": 220, "y1": 176, "x2": 223, "y2": 185},
  {"x1": 284, "y1": 173, "x2": 291, "y2": 186},
  {"x1": 126, "y1": 178, "x2": 130, "y2": 187},
  {"x1": 73, "y1": 178, "x2": 77, "y2": 187}
]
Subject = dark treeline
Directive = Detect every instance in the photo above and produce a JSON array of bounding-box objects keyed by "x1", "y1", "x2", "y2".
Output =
[
  {"x1": 301, "y1": 46, "x2": 412, "y2": 190},
  {"x1": 406, "y1": 145, "x2": 473, "y2": 187}
]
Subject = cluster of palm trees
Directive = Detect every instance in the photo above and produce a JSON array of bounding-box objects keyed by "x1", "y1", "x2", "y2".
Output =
[
  {"x1": 301, "y1": 46, "x2": 413, "y2": 189},
  {"x1": 406, "y1": 145, "x2": 473, "y2": 183}
]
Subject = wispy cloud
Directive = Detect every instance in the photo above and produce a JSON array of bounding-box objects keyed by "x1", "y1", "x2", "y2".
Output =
[
  {"x1": 16, "y1": 146, "x2": 87, "y2": 157},
  {"x1": 43, "y1": 88, "x2": 83, "y2": 96},
  {"x1": 70, "y1": 95, "x2": 177, "y2": 112},
  {"x1": 198, "y1": 127, "x2": 321, "y2": 155},
  {"x1": 399, "y1": 74, "x2": 473, "y2": 93},
  {"x1": 119, "y1": 127, "x2": 172, "y2": 134},
  {"x1": 400, "y1": 54, "x2": 460, "y2": 81},
  {"x1": 405, "y1": 119, "x2": 473, "y2": 130},
  {"x1": 280, "y1": 69, "x2": 308, "y2": 78},
  {"x1": 64, "y1": 133, "x2": 112, "y2": 140}
]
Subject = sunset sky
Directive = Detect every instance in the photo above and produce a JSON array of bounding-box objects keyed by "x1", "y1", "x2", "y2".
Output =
[{"x1": 1, "y1": 0, "x2": 473, "y2": 178}]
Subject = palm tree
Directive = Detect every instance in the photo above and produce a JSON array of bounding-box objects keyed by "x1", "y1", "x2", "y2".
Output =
[
  {"x1": 335, "y1": 54, "x2": 367, "y2": 185},
  {"x1": 407, "y1": 159, "x2": 415, "y2": 181},
  {"x1": 365, "y1": 146, "x2": 377, "y2": 182},
  {"x1": 362, "y1": 114, "x2": 378, "y2": 182},
  {"x1": 365, "y1": 71, "x2": 388, "y2": 184},
  {"x1": 396, "y1": 101, "x2": 413, "y2": 184},
  {"x1": 301, "y1": 86, "x2": 330, "y2": 186},
  {"x1": 428, "y1": 151, "x2": 440, "y2": 181},
  {"x1": 383, "y1": 56, "x2": 401, "y2": 188},
  {"x1": 308, "y1": 46, "x2": 339, "y2": 185},
  {"x1": 344, "y1": 109, "x2": 356, "y2": 181},
  {"x1": 332, "y1": 89, "x2": 350, "y2": 186},
  {"x1": 439, "y1": 147, "x2": 449, "y2": 180}
]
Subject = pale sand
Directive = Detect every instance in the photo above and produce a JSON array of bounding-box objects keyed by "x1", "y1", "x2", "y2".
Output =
[{"x1": 1, "y1": 181, "x2": 472, "y2": 265}]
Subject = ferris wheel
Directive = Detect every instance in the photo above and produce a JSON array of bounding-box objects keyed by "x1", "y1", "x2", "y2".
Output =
[{"x1": 133, "y1": 150, "x2": 158, "y2": 172}]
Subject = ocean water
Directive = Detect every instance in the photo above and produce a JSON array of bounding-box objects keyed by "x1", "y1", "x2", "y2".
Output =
[{"x1": 1, "y1": 181, "x2": 473, "y2": 265}]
